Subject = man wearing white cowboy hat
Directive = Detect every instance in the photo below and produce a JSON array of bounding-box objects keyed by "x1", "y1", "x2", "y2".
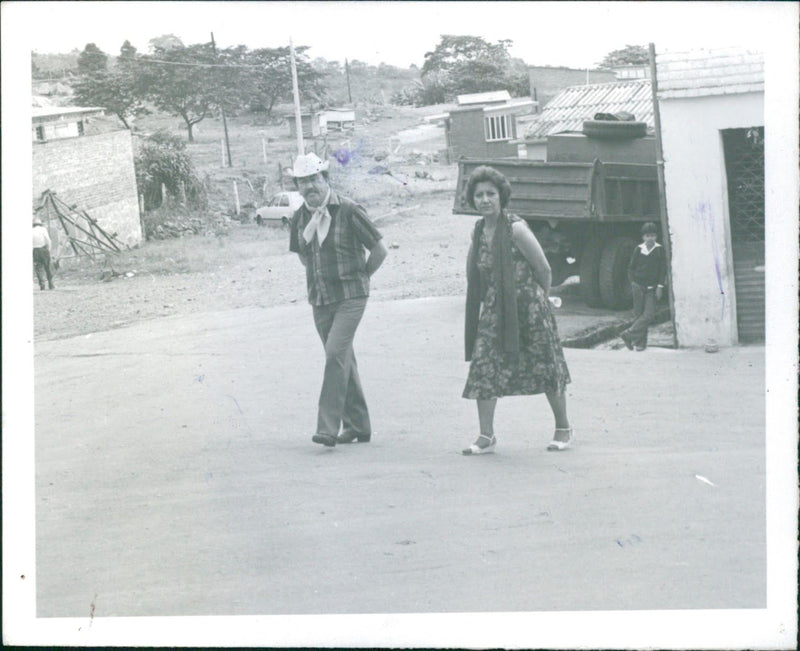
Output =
[
  {"x1": 289, "y1": 153, "x2": 388, "y2": 447},
  {"x1": 32, "y1": 217, "x2": 55, "y2": 290}
]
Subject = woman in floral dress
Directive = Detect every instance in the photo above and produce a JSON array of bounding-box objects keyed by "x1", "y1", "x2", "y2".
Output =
[{"x1": 461, "y1": 166, "x2": 572, "y2": 455}]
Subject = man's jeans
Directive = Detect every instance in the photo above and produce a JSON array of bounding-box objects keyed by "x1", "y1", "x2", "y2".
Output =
[
  {"x1": 312, "y1": 297, "x2": 371, "y2": 437},
  {"x1": 628, "y1": 282, "x2": 656, "y2": 348}
]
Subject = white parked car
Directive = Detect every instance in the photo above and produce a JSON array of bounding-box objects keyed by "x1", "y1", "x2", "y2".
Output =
[{"x1": 256, "y1": 191, "x2": 303, "y2": 226}]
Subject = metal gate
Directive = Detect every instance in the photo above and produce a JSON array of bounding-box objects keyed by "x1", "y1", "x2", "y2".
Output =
[{"x1": 723, "y1": 127, "x2": 765, "y2": 343}]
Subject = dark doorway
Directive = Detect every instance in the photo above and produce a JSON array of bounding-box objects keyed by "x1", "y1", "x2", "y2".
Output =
[{"x1": 723, "y1": 127, "x2": 765, "y2": 343}]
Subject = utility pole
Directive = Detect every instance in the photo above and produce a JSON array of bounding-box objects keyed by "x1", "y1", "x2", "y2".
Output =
[
  {"x1": 211, "y1": 32, "x2": 233, "y2": 168},
  {"x1": 345, "y1": 58, "x2": 353, "y2": 104},
  {"x1": 648, "y1": 42, "x2": 678, "y2": 349},
  {"x1": 290, "y1": 38, "x2": 304, "y2": 155}
]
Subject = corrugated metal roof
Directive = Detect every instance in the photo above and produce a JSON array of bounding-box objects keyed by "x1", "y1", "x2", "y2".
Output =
[
  {"x1": 523, "y1": 79, "x2": 653, "y2": 140},
  {"x1": 456, "y1": 90, "x2": 511, "y2": 106},
  {"x1": 656, "y1": 47, "x2": 763, "y2": 99}
]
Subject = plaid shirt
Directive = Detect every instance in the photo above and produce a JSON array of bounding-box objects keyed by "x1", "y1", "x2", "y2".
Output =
[{"x1": 289, "y1": 190, "x2": 383, "y2": 306}]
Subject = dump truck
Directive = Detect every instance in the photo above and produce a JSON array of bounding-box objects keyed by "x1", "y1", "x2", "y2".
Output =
[{"x1": 454, "y1": 123, "x2": 661, "y2": 310}]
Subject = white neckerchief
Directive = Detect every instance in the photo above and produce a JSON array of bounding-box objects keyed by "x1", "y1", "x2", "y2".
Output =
[{"x1": 302, "y1": 188, "x2": 332, "y2": 244}]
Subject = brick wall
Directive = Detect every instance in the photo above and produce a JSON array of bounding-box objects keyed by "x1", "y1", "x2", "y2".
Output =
[
  {"x1": 32, "y1": 129, "x2": 142, "y2": 248},
  {"x1": 447, "y1": 108, "x2": 517, "y2": 159}
]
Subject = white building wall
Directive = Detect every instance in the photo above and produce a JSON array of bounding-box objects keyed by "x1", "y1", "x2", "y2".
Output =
[{"x1": 659, "y1": 91, "x2": 763, "y2": 346}]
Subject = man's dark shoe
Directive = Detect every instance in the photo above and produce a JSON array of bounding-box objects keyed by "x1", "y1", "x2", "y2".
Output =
[
  {"x1": 312, "y1": 433, "x2": 337, "y2": 447},
  {"x1": 620, "y1": 331, "x2": 634, "y2": 350},
  {"x1": 336, "y1": 431, "x2": 371, "y2": 444}
]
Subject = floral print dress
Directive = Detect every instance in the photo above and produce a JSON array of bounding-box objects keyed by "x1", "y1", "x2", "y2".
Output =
[{"x1": 463, "y1": 217, "x2": 571, "y2": 399}]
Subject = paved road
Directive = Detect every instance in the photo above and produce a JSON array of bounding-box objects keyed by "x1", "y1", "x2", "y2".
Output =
[{"x1": 34, "y1": 296, "x2": 765, "y2": 619}]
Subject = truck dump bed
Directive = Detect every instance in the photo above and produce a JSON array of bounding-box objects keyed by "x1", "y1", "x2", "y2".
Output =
[{"x1": 454, "y1": 158, "x2": 659, "y2": 223}]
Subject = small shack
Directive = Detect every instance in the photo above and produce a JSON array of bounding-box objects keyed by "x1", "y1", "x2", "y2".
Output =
[
  {"x1": 287, "y1": 111, "x2": 324, "y2": 138},
  {"x1": 445, "y1": 91, "x2": 538, "y2": 160},
  {"x1": 322, "y1": 108, "x2": 356, "y2": 131}
]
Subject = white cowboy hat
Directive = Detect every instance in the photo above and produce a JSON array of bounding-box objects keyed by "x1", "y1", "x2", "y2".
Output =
[
  {"x1": 287, "y1": 153, "x2": 330, "y2": 178},
  {"x1": 32, "y1": 218, "x2": 43, "y2": 226}
]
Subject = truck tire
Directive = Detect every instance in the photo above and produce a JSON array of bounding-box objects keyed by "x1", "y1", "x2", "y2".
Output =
[
  {"x1": 582, "y1": 120, "x2": 648, "y2": 139},
  {"x1": 599, "y1": 236, "x2": 637, "y2": 309},
  {"x1": 579, "y1": 237, "x2": 604, "y2": 307}
]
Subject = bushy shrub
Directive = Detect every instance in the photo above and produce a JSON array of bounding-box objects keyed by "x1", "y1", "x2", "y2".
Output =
[{"x1": 134, "y1": 130, "x2": 208, "y2": 211}]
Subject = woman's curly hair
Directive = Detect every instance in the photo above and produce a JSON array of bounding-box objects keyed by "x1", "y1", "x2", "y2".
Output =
[{"x1": 465, "y1": 165, "x2": 512, "y2": 210}]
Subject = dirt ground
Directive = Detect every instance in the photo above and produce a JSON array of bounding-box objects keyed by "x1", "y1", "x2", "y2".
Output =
[
  {"x1": 33, "y1": 109, "x2": 474, "y2": 341},
  {"x1": 33, "y1": 187, "x2": 467, "y2": 340}
]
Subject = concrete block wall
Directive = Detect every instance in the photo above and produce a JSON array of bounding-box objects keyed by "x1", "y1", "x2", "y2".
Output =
[
  {"x1": 32, "y1": 129, "x2": 142, "y2": 248},
  {"x1": 658, "y1": 91, "x2": 763, "y2": 346}
]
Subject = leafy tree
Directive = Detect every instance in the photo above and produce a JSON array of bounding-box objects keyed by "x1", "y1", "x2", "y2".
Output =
[
  {"x1": 419, "y1": 35, "x2": 522, "y2": 101},
  {"x1": 138, "y1": 42, "x2": 230, "y2": 142},
  {"x1": 31, "y1": 50, "x2": 80, "y2": 78},
  {"x1": 598, "y1": 45, "x2": 649, "y2": 69},
  {"x1": 414, "y1": 73, "x2": 448, "y2": 106},
  {"x1": 242, "y1": 45, "x2": 325, "y2": 116},
  {"x1": 422, "y1": 36, "x2": 510, "y2": 76},
  {"x1": 505, "y1": 57, "x2": 531, "y2": 97},
  {"x1": 72, "y1": 40, "x2": 148, "y2": 128},
  {"x1": 72, "y1": 69, "x2": 146, "y2": 129},
  {"x1": 148, "y1": 34, "x2": 184, "y2": 53},
  {"x1": 134, "y1": 130, "x2": 207, "y2": 211},
  {"x1": 77, "y1": 43, "x2": 108, "y2": 74},
  {"x1": 118, "y1": 40, "x2": 138, "y2": 66}
]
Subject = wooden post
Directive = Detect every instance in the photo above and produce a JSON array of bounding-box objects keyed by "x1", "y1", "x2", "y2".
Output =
[
  {"x1": 233, "y1": 180, "x2": 240, "y2": 215},
  {"x1": 221, "y1": 139, "x2": 226, "y2": 167},
  {"x1": 262, "y1": 137, "x2": 267, "y2": 163},
  {"x1": 345, "y1": 58, "x2": 352, "y2": 104},
  {"x1": 290, "y1": 38, "x2": 304, "y2": 156},
  {"x1": 138, "y1": 194, "x2": 147, "y2": 240},
  {"x1": 180, "y1": 181, "x2": 187, "y2": 205},
  {"x1": 211, "y1": 32, "x2": 233, "y2": 168},
  {"x1": 161, "y1": 183, "x2": 168, "y2": 205},
  {"x1": 649, "y1": 42, "x2": 679, "y2": 349}
]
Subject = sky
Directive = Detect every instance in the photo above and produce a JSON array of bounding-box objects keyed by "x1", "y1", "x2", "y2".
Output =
[{"x1": 8, "y1": 0, "x2": 781, "y2": 69}]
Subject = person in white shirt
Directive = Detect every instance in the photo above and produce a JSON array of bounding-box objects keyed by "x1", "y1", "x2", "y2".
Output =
[{"x1": 32, "y1": 218, "x2": 55, "y2": 290}]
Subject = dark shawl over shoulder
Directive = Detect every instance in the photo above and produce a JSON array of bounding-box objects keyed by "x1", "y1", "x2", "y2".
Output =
[{"x1": 465, "y1": 214, "x2": 520, "y2": 361}]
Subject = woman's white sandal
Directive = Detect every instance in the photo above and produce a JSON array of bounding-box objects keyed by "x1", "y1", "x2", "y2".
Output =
[
  {"x1": 547, "y1": 428, "x2": 573, "y2": 451},
  {"x1": 462, "y1": 434, "x2": 496, "y2": 455}
]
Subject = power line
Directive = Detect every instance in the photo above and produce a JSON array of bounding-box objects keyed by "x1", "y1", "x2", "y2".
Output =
[{"x1": 133, "y1": 57, "x2": 268, "y2": 69}]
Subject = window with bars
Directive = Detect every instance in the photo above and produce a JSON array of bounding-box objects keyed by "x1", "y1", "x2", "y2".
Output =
[
  {"x1": 484, "y1": 114, "x2": 512, "y2": 142},
  {"x1": 35, "y1": 125, "x2": 45, "y2": 141}
]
